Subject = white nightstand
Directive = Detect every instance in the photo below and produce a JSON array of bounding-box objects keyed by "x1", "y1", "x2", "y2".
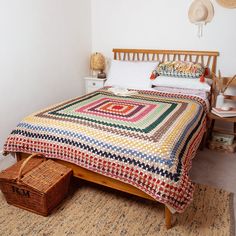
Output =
[{"x1": 84, "y1": 76, "x2": 106, "y2": 94}]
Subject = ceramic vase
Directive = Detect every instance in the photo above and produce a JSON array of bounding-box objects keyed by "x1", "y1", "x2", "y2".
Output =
[{"x1": 215, "y1": 93, "x2": 224, "y2": 108}]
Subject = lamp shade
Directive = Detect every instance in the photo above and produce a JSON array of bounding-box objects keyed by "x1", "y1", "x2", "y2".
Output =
[{"x1": 90, "y1": 52, "x2": 105, "y2": 71}]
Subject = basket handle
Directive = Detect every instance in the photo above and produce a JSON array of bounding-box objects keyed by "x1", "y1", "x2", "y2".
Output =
[{"x1": 17, "y1": 153, "x2": 46, "y2": 182}]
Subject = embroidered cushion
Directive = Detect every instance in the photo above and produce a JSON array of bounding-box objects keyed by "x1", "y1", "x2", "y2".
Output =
[{"x1": 156, "y1": 61, "x2": 205, "y2": 78}]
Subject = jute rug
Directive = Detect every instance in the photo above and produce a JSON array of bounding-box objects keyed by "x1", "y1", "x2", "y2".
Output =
[{"x1": 0, "y1": 181, "x2": 234, "y2": 236}]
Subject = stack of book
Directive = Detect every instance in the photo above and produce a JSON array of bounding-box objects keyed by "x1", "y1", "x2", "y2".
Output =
[{"x1": 211, "y1": 107, "x2": 236, "y2": 118}]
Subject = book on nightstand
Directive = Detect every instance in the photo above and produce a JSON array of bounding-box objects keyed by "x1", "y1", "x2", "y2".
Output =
[{"x1": 211, "y1": 107, "x2": 236, "y2": 118}]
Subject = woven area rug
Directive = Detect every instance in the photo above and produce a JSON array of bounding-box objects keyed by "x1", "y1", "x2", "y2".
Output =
[{"x1": 0, "y1": 181, "x2": 234, "y2": 236}]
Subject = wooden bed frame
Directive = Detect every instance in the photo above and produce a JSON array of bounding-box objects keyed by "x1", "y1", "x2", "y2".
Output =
[{"x1": 15, "y1": 48, "x2": 219, "y2": 229}]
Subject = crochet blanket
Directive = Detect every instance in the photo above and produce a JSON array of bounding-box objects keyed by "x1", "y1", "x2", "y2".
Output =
[{"x1": 4, "y1": 88, "x2": 208, "y2": 213}]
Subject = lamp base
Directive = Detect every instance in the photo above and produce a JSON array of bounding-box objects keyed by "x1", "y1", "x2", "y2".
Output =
[{"x1": 97, "y1": 72, "x2": 106, "y2": 79}]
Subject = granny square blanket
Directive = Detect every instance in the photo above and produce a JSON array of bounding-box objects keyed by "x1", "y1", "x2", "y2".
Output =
[{"x1": 4, "y1": 88, "x2": 208, "y2": 213}]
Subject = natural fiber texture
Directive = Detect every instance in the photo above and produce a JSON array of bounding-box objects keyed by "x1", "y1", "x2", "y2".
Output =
[
  {"x1": 3, "y1": 88, "x2": 208, "y2": 213},
  {"x1": 22, "y1": 159, "x2": 72, "y2": 192},
  {"x1": 90, "y1": 52, "x2": 105, "y2": 70},
  {"x1": 0, "y1": 182, "x2": 234, "y2": 236},
  {"x1": 188, "y1": 0, "x2": 214, "y2": 23},
  {"x1": 0, "y1": 156, "x2": 72, "y2": 216},
  {"x1": 216, "y1": 0, "x2": 236, "y2": 8}
]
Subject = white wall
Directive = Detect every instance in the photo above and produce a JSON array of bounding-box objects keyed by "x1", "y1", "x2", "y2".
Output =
[
  {"x1": 0, "y1": 0, "x2": 91, "y2": 158},
  {"x1": 91, "y1": 0, "x2": 236, "y2": 76}
]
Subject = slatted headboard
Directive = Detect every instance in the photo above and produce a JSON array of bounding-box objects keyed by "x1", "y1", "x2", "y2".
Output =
[{"x1": 113, "y1": 48, "x2": 219, "y2": 75}]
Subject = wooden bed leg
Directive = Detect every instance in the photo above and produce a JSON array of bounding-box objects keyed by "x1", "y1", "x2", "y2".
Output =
[
  {"x1": 165, "y1": 205, "x2": 172, "y2": 229},
  {"x1": 200, "y1": 132, "x2": 207, "y2": 150},
  {"x1": 16, "y1": 153, "x2": 22, "y2": 162}
]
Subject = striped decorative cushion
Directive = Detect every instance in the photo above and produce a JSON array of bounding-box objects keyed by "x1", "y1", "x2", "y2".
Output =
[{"x1": 156, "y1": 61, "x2": 205, "y2": 78}]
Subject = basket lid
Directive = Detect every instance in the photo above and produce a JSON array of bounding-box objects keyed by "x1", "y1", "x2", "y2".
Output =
[
  {"x1": 0, "y1": 157, "x2": 44, "y2": 182},
  {"x1": 21, "y1": 160, "x2": 72, "y2": 193}
]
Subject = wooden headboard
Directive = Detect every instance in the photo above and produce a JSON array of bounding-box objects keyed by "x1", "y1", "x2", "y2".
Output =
[{"x1": 113, "y1": 48, "x2": 219, "y2": 75}]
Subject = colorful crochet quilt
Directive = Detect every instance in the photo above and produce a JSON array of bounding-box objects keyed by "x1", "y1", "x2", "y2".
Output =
[{"x1": 3, "y1": 88, "x2": 208, "y2": 213}]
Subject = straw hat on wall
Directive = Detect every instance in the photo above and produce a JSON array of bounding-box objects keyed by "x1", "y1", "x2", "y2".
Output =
[
  {"x1": 188, "y1": 0, "x2": 214, "y2": 24},
  {"x1": 216, "y1": 0, "x2": 236, "y2": 8}
]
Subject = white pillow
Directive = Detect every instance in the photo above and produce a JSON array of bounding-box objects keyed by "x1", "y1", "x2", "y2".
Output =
[
  {"x1": 151, "y1": 75, "x2": 212, "y2": 92},
  {"x1": 105, "y1": 60, "x2": 158, "y2": 90}
]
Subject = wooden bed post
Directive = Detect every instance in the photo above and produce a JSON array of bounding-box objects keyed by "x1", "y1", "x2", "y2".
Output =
[{"x1": 165, "y1": 206, "x2": 172, "y2": 229}]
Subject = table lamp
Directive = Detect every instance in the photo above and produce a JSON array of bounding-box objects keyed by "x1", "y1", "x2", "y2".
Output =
[{"x1": 90, "y1": 52, "x2": 106, "y2": 78}]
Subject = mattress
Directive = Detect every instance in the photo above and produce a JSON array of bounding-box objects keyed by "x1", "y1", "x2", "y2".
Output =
[{"x1": 3, "y1": 87, "x2": 208, "y2": 213}]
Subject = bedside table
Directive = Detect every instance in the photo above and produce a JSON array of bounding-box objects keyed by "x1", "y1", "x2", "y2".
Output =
[
  {"x1": 84, "y1": 77, "x2": 106, "y2": 94},
  {"x1": 205, "y1": 76, "x2": 236, "y2": 152},
  {"x1": 207, "y1": 112, "x2": 236, "y2": 152}
]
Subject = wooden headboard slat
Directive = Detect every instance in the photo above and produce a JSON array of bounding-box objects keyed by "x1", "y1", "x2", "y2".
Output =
[
  {"x1": 189, "y1": 55, "x2": 192, "y2": 62},
  {"x1": 137, "y1": 53, "x2": 140, "y2": 61},
  {"x1": 132, "y1": 53, "x2": 135, "y2": 61},
  {"x1": 207, "y1": 56, "x2": 212, "y2": 67},
  {"x1": 195, "y1": 55, "x2": 199, "y2": 63},
  {"x1": 118, "y1": 52, "x2": 121, "y2": 60},
  {"x1": 172, "y1": 54, "x2": 176, "y2": 61},
  {"x1": 151, "y1": 53, "x2": 155, "y2": 61},
  {"x1": 123, "y1": 53, "x2": 126, "y2": 61},
  {"x1": 162, "y1": 54, "x2": 166, "y2": 62},
  {"x1": 201, "y1": 55, "x2": 205, "y2": 66}
]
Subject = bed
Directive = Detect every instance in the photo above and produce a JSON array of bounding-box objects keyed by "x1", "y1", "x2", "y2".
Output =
[{"x1": 3, "y1": 48, "x2": 219, "y2": 229}]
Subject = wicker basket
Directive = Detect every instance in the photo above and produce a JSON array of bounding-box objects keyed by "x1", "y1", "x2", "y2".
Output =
[
  {"x1": 0, "y1": 154, "x2": 73, "y2": 216},
  {"x1": 208, "y1": 140, "x2": 236, "y2": 153}
]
